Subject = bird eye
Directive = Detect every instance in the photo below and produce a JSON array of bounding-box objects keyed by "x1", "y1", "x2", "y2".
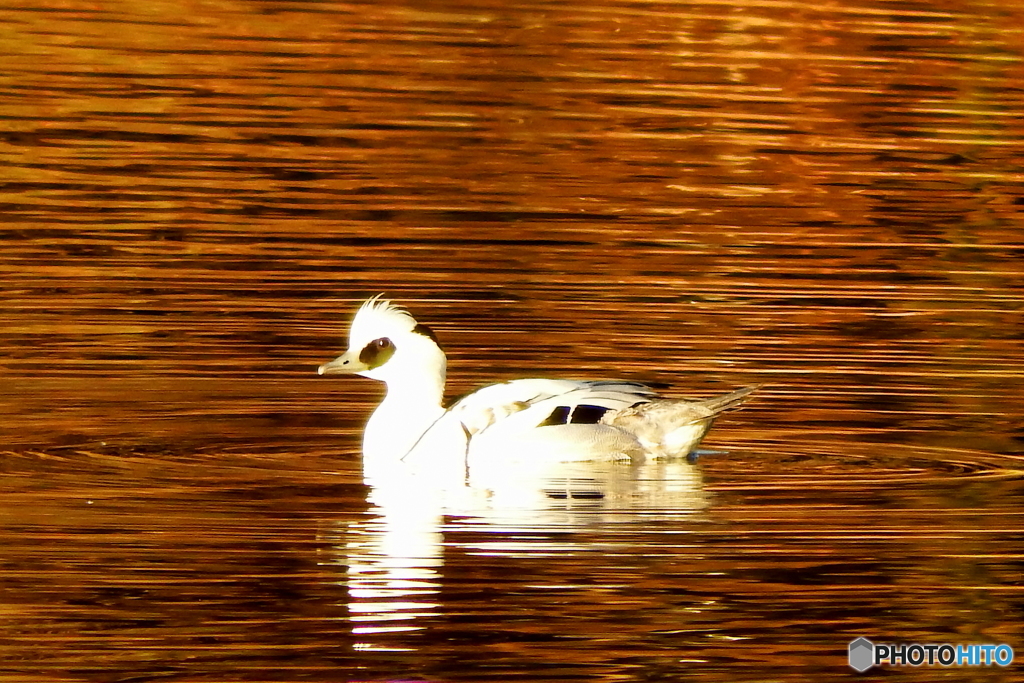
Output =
[{"x1": 375, "y1": 338, "x2": 392, "y2": 349}]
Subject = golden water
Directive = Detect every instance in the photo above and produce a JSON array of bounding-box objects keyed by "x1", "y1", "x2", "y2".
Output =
[{"x1": 1, "y1": 0, "x2": 1023, "y2": 680}]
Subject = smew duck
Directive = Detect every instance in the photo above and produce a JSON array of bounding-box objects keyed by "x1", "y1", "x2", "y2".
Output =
[{"x1": 318, "y1": 296, "x2": 757, "y2": 464}]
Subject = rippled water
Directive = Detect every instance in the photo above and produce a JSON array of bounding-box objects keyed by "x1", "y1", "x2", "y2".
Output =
[{"x1": 2, "y1": 0, "x2": 1023, "y2": 680}]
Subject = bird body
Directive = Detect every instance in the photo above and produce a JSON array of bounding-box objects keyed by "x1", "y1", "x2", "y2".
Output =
[{"x1": 319, "y1": 296, "x2": 756, "y2": 466}]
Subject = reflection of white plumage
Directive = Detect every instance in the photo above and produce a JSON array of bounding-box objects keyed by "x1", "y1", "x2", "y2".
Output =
[{"x1": 318, "y1": 295, "x2": 757, "y2": 464}]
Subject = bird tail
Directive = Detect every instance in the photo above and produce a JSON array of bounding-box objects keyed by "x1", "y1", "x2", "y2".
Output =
[
  {"x1": 602, "y1": 384, "x2": 760, "y2": 457},
  {"x1": 660, "y1": 384, "x2": 759, "y2": 455},
  {"x1": 696, "y1": 384, "x2": 761, "y2": 415}
]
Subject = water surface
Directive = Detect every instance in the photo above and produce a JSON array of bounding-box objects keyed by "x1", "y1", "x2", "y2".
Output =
[{"x1": 1, "y1": 0, "x2": 1023, "y2": 680}]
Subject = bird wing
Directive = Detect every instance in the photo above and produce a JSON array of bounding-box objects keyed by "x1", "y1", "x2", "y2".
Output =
[
  {"x1": 448, "y1": 378, "x2": 657, "y2": 437},
  {"x1": 400, "y1": 379, "x2": 656, "y2": 462}
]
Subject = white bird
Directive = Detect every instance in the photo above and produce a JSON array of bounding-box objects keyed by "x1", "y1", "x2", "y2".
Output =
[{"x1": 318, "y1": 295, "x2": 757, "y2": 466}]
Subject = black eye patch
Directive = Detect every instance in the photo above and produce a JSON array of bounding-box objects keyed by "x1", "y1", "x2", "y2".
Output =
[{"x1": 359, "y1": 337, "x2": 395, "y2": 369}]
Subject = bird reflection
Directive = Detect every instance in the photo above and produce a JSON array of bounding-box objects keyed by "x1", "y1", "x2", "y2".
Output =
[
  {"x1": 336, "y1": 451, "x2": 710, "y2": 650},
  {"x1": 342, "y1": 470, "x2": 445, "y2": 649}
]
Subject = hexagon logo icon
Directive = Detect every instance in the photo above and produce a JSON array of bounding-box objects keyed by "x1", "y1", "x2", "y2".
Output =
[{"x1": 848, "y1": 637, "x2": 874, "y2": 672}]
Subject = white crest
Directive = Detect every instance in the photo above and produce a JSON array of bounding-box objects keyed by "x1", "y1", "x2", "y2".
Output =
[{"x1": 349, "y1": 294, "x2": 418, "y2": 347}]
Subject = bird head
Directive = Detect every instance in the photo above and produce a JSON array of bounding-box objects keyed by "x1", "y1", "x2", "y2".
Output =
[{"x1": 318, "y1": 295, "x2": 446, "y2": 396}]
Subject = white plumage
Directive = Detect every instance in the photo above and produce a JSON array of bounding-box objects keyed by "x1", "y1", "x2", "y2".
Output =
[{"x1": 318, "y1": 295, "x2": 757, "y2": 465}]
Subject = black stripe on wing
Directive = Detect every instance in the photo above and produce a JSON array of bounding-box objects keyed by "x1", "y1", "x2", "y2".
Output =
[{"x1": 538, "y1": 404, "x2": 612, "y2": 426}]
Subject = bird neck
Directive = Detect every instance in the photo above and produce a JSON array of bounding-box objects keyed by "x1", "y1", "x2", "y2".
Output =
[
  {"x1": 382, "y1": 370, "x2": 446, "y2": 411},
  {"x1": 362, "y1": 365, "x2": 447, "y2": 460}
]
